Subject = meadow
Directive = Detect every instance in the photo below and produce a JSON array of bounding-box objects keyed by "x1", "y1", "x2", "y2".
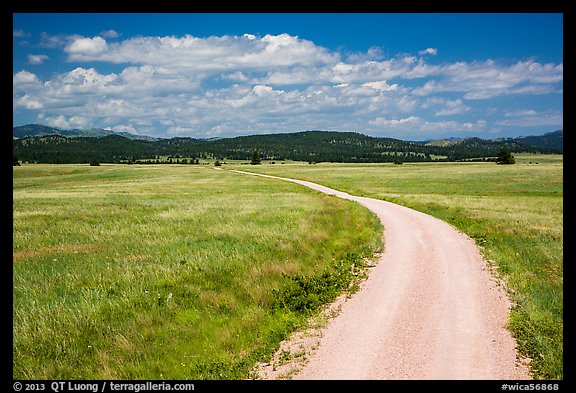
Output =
[
  {"x1": 237, "y1": 154, "x2": 563, "y2": 379},
  {"x1": 13, "y1": 164, "x2": 382, "y2": 379},
  {"x1": 13, "y1": 155, "x2": 563, "y2": 380}
]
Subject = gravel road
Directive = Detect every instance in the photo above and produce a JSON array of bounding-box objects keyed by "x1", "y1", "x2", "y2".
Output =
[{"x1": 234, "y1": 170, "x2": 531, "y2": 380}]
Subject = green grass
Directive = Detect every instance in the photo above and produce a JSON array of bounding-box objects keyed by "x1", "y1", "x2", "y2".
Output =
[
  {"x1": 13, "y1": 164, "x2": 382, "y2": 379},
  {"x1": 235, "y1": 154, "x2": 563, "y2": 380}
]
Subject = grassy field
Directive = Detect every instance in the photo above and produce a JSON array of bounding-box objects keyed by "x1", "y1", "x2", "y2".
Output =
[
  {"x1": 13, "y1": 164, "x2": 382, "y2": 379},
  {"x1": 235, "y1": 154, "x2": 563, "y2": 380}
]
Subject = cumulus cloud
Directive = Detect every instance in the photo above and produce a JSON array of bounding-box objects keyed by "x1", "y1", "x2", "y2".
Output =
[
  {"x1": 15, "y1": 94, "x2": 43, "y2": 109},
  {"x1": 13, "y1": 32, "x2": 563, "y2": 139},
  {"x1": 65, "y1": 36, "x2": 108, "y2": 57},
  {"x1": 40, "y1": 32, "x2": 74, "y2": 48},
  {"x1": 369, "y1": 115, "x2": 487, "y2": 136},
  {"x1": 60, "y1": 67, "x2": 119, "y2": 90},
  {"x1": 257, "y1": 56, "x2": 438, "y2": 86},
  {"x1": 36, "y1": 114, "x2": 90, "y2": 129},
  {"x1": 495, "y1": 109, "x2": 563, "y2": 127},
  {"x1": 361, "y1": 80, "x2": 399, "y2": 91},
  {"x1": 13, "y1": 29, "x2": 30, "y2": 38},
  {"x1": 369, "y1": 115, "x2": 421, "y2": 128},
  {"x1": 434, "y1": 99, "x2": 471, "y2": 116},
  {"x1": 412, "y1": 59, "x2": 564, "y2": 100},
  {"x1": 13, "y1": 70, "x2": 40, "y2": 85},
  {"x1": 27, "y1": 54, "x2": 49, "y2": 65},
  {"x1": 418, "y1": 48, "x2": 438, "y2": 56},
  {"x1": 63, "y1": 33, "x2": 339, "y2": 71},
  {"x1": 252, "y1": 85, "x2": 283, "y2": 97},
  {"x1": 111, "y1": 124, "x2": 136, "y2": 133},
  {"x1": 100, "y1": 30, "x2": 120, "y2": 39}
]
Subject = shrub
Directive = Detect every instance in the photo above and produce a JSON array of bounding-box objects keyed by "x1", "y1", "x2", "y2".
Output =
[{"x1": 272, "y1": 253, "x2": 367, "y2": 315}]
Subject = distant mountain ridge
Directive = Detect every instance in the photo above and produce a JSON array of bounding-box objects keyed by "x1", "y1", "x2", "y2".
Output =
[
  {"x1": 12, "y1": 124, "x2": 159, "y2": 141},
  {"x1": 13, "y1": 125, "x2": 562, "y2": 165},
  {"x1": 13, "y1": 124, "x2": 562, "y2": 150},
  {"x1": 420, "y1": 130, "x2": 563, "y2": 151},
  {"x1": 514, "y1": 130, "x2": 563, "y2": 151}
]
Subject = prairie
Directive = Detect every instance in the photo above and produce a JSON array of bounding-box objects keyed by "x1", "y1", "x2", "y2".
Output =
[
  {"x1": 236, "y1": 154, "x2": 563, "y2": 379},
  {"x1": 13, "y1": 164, "x2": 382, "y2": 379},
  {"x1": 13, "y1": 154, "x2": 562, "y2": 379}
]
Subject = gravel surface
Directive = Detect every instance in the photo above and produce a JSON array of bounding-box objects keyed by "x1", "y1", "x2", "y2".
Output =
[{"x1": 235, "y1": 171, "x2": 532, "y2": 380}]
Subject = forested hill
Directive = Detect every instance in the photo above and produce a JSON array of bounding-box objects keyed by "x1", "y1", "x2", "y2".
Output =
[
  {"x1": 12, "y1": 123, "x2": 158, "y2": 141},
  {"x1": 13, "y1": 128, "x2": 562, "y2": 164}
]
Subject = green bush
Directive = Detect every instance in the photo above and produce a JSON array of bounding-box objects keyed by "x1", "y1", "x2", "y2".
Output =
[{"x1": 272, "y1": 252, "x2": 367, "y2": 314}]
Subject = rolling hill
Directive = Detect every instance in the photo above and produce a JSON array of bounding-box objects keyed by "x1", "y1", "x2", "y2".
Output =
[
  {"x1": 12, "y1": 124, "x2": 159, "y2": 141},
  {"x1": 12, "y1": 125, "x2": 562, "y2": 164},
  {"x1": 514, "y1": 130, "x2": 563, "y2": 151},
  {"x1": 420, "y1": 130, "x2": 563, "y2": 152}
]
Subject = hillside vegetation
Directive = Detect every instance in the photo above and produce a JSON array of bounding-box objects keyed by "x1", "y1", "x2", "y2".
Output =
[{"x1": 13, "y1": 126, "x2": 562, "y2": 164}]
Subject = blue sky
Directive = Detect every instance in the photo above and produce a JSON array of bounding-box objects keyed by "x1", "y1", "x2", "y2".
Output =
[{"x1": 13, "y1": 13, "x2": 563, "y2": 140}]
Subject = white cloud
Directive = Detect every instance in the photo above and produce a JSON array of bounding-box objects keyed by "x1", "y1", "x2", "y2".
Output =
[
  {"x1": 166, "y1": 126, "x2": 198, "y2": 135},
  {"x1": 61, "y1": 67, "x2": 119, "y2": 88},
  {"x1": 257, "y1": 56, "x2": 438, "y2": 86},
  {"x1": 94, "y1": 99, "x2": 132, "y2": 117},
  {"x1": 418, "y1": 48, "x2": 438, "y2": 56},
  {"x1": 13, "y1": 29, "x2": 30, "y2": 38},
  {"x1": 65, "y1": 36, "x2": 108, "y2": 57},
  {"x1": 434, "y1": 99, "x2": 471, "y2": 116},
  {"x1": 13, "y1": 32, "x2": 563, "y2": 139},
  {"x1": 369, "y1": 116, "x2": 421, "y2": 128},
  {"x1": 36, "y1": 114, "x2": 89, "y2": 129},
  {"x1": 36, "y1": 114, "x2": 69, "y2": 128},
  {"x1": 112, "y1": 124, "x2": 137, "y2": 133},
  {"x1": 369, "y1": 115, "x2": 487, "y2": 136},
  {"x1": 40, "y1": 32, "x2": 72, "y2": 48},
  {"x1": 13, "y1": 70, "x2": 40, "y2": 85},
  {"x1": 495, "y1": 109, "x2": 563, "y2": 127},
  {"x1": 15, "y1": 94, "x2": 43, "y2": 109},
  {"x1": 63, "y1": 33, "x2": 339, "y2": 71},
  {"x1": 68, "y1": 116, "x2": 90, "y2": 128},
  {"x1": 413, "y1": 59, "x2": 564, "y2": 100},
  {"x1": 100, "y1": 30, "x2": 120, "y2": 39},
  {"x1": 27, "y1": 54, "x2": 49, "y2": 65},
  {"x1": 252, "y1": 85, "x2": 278, "y2": 96},
  {"x1": 221, "y1": 71, "x2": 249, "y2": 82},
  {"x1": 361, "y1": 80, "x2": 399, "y2": 91}
]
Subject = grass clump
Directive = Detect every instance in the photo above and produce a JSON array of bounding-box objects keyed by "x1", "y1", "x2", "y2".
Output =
[{"x1": 273, "y1": 252, "x2": 368, "y2": 315}]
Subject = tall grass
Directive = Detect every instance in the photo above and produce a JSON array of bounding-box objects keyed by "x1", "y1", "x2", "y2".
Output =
[
  {"x1": 237, "y1": 154, "x2": 563, "y2": 379},
  {"x1": 13, "y1": 164, "x2": 382, "y2": 379}
]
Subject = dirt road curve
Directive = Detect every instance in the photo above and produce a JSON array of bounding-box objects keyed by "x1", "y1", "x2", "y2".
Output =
[{"x1": 233, "y1": 170, "x2": 531, "y2": 380}]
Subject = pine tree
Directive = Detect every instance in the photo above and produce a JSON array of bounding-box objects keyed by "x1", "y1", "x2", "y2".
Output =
[
  {"x1": 495, "y1": 148, "x2": 515, "y2": 165},
  {"x1": 250, "y1": 150, "x2": 261, "y2": 165}
]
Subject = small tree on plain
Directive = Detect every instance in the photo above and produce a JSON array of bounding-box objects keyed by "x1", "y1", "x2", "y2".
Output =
[
  {"x1": 495, "y1": 148, "x2": 515, "y2": 165},
  {"x1": 250, "y1": 150, "x2": 261, "y2": 165}
]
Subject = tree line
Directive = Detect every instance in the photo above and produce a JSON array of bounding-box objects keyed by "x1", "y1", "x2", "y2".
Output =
[{"x1": 13, "y1": 131, "x2": 560, "y2": 165}]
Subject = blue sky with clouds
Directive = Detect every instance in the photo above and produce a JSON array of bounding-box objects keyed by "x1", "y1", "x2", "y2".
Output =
[{"x1": 13, "y1": 13, "x2": 563, "y2": 140}]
